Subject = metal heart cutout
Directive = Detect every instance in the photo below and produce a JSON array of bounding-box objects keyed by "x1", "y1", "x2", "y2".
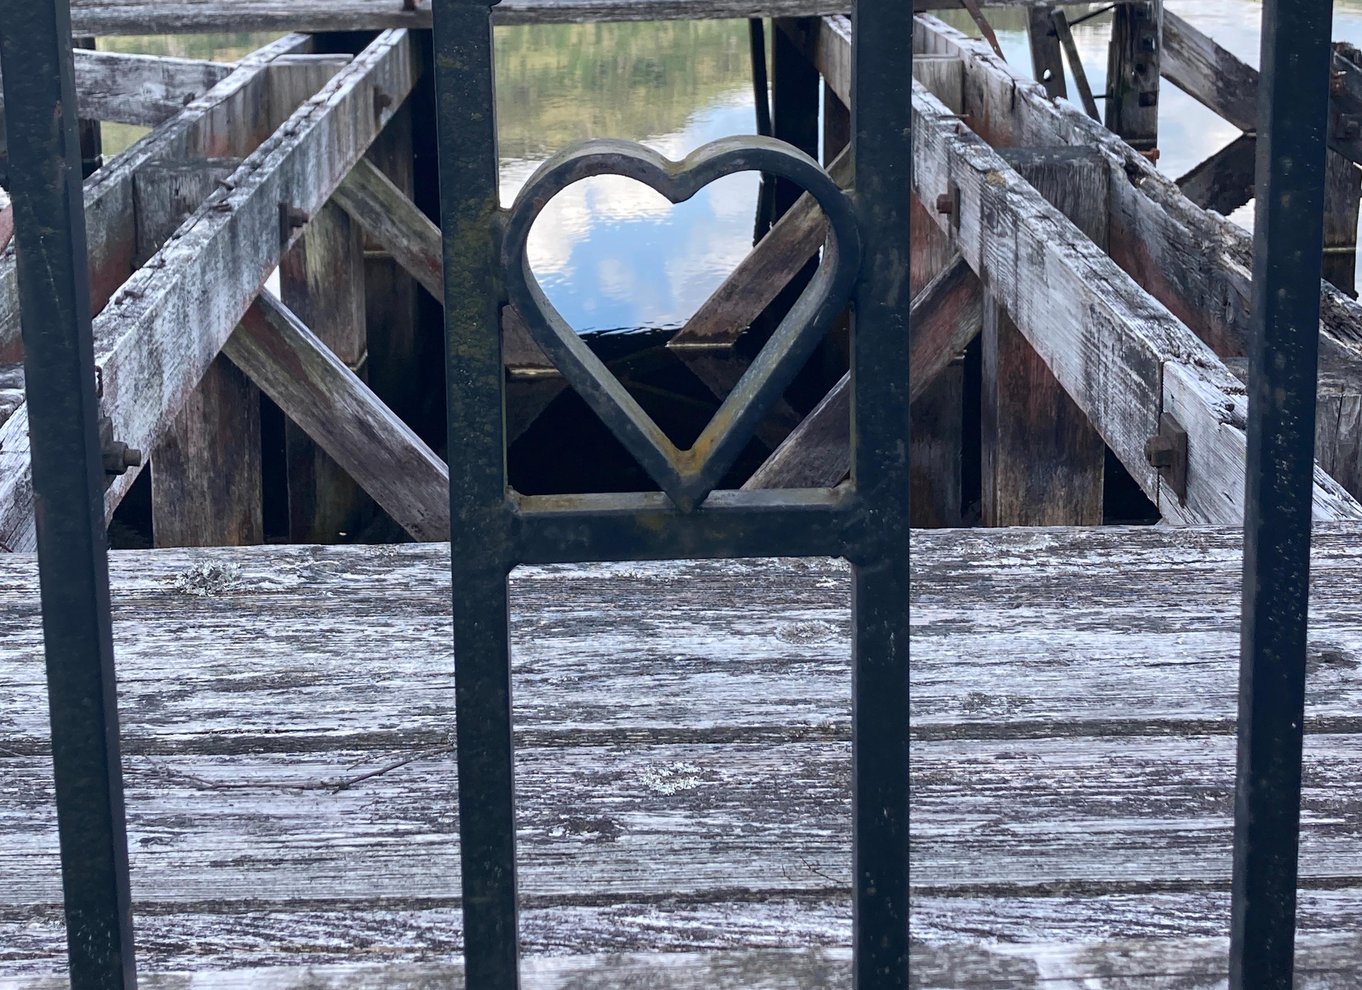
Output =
[{"x1": 503, "y1": 136, "x2": 861, "y2": 512}]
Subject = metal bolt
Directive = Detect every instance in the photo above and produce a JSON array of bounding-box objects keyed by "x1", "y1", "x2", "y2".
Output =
[
  {"x1": 1145, "y1": 434, "x2": 1175, "y2": 470},
  {"x1": 935, "y1": 193, "x2": 954, "y2": 215},
  {"x1": 1138, "y1": 90, "x2": 1159, "y2": 108},
  {"x1": 1138, "y1": 148, "x2": 1161, "y2": 164},
  {"x1": 101, "y1": 439, "x2": 142, "y2": 476}
]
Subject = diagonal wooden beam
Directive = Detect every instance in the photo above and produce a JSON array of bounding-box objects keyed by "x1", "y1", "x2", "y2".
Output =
[
  {"x1": 910, "y1": 80, "x2": 1360, "y2": 524},
  {"x1": 0, "y1": 31, "x2": 419, "y2": 553},
  {"x1": 333, "y1": 158, "x2": 552, "y2": 374},
  {"x1": 0, "y1": 32, "x2": 313, "y2": 364},
  {"x1": 744, "y1": 255, "x2": 980, "y2": 490},
  {"x1": 226, "y1": 294, "x2": 450, "y2": 542},
  {"x1": 1177, "y1": 133, "x2": 1256, "y2": 217}
]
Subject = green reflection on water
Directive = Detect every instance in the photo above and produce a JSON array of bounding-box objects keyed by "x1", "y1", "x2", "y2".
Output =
[{"x1": 97, "y1": 21, "x2": 754, "y2": 163}]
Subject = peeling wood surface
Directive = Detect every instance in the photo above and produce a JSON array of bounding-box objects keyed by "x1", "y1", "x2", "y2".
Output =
[{"x1": 3, "y1": 526, "x2": 1362, "y2": 977}]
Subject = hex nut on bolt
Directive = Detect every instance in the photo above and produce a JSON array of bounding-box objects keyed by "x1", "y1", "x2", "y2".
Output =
[
  {"x1": 1145, "y1": 434, "x2": 1175, "y2": 469},
  {"x1": 935, "y1": 193, "x2": 954, "y2": 215}
]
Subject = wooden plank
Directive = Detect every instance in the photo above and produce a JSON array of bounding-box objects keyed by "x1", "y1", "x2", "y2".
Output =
[
  {"x1": 1026, "y1": 6, "x2": 1066, "y2": 101},
  {"x1": 909, "y1": 79, "x2": 1360, "y2": 523},
  {"x1": 1104, "y1": 0, "x2": 1161, "y2": 153},
  {"x1": 0, "y1": 33, "x2": 311, "y2": 360},
  {"x1": 223, "y1": 294, "x2": 451, "y2": 542},
  {"x1": 1175, "y1": 133, "x2": 1256, "y2": 217},
  {"x1": 3, "y1": 527, "x2": 1362, "y2": 973},
  {"x1": 982, "y1": 147, "x2": 1106, "y2": 527},
  {"x1": 6, "y1": 938, "x2": 1362, "y2": 989},
  {"x1": 0, "y1": 31, "x2": 418, "y2": 553},
  {"x1": 1226, "y1": 355, "x2": 1362, "y2": 502},
  {"x1": 0, "y1": 50, "x2": 233, "y2": 128},
  {"x1": 902, "y1": 14, "x2": 1362, "y2": 367},
  {"x1": 270, "y1": 28, "x2": 370, "y2": 551},
  {"x1": 1161, "y1": 9, "x2": 1257, "y2": 134},
  {"x1": 1051, "y1": 8, "x2": 1099, "y2": 120}
]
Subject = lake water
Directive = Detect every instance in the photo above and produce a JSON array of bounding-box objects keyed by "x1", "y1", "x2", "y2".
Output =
[{"x1": 99, "y1": 2, "x2": 1362, "y2": 331}]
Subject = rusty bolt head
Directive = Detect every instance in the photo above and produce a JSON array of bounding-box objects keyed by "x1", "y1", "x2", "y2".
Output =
[
  {"x1": 1138, "y1": 148, "x2": 1161, "y2": 164},
  {"x1": 935, "y1": 193, "x2": 954, "y2": 215},
  {"x1": 1145, "y1": 434, "x2": 1175, "y2": 470},
  {"x1": 102, "y1": 440, "x2": 143, "y2": 476}
]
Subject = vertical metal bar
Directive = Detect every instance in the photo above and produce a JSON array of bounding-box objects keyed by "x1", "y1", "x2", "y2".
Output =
[
  {"x1": 432, "y1": 1, "x2": 521, "y2": 987},
  {"x1": 849, "y1": 1, "x2": 911, "y2": 987},
  {"x1": 0, "y1": 2, "x2": 137, "y2": 987},
  {"x1": 1229, "y1": 0, "x2": 1332, "y2": 986}
]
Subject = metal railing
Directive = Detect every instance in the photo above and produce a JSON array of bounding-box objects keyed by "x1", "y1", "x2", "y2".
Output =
[{"x1": 0, "y1": 0, "x2": 1331, "y2": 987}]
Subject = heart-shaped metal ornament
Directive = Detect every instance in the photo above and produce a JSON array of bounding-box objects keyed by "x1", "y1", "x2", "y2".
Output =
[{"x1": 502, "y1": 136, "x2": 861, "y2": 512}]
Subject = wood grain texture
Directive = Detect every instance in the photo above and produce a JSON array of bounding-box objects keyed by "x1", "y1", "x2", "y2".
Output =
[
  {"x1": 1162, "y1": 9, "x2": 1257, "y2": 135},
  {"x1": 982, "y1": 147, "x2": 1106, "y2": 527},
  {"x1": 1103, "y1": 0, "x2": 1161, "y2": 152},
  {"x1": 0, "y1": 32, "x2": 416, "y2": 552},
  {"x1": 3, "y1": 525, "x2": 1362, "y2": 978},
  {"x1": 910, "y1": 14, "x2": 1362, "y2": 369},
  {"x1": 909, "y1": 80, "x2": 1360, "y2": 524},
  {"x1": 225, "y1": 294, "x2": 451, "y2": 542},
  {"x1": 6, "y1": 938, "x2": 1362, "y2": 988},
  {"x1": 0, "y1": 50, "x2": 232, "y2": 128},
  {"x1": 135, "y1": 158, "x2": 264, "y2": 548}
]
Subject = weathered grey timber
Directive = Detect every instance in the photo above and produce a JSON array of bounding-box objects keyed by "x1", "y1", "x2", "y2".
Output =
[
  {"x1": 0, "y1": 50, "x2": 232, "y2": 128},
  {"x1": 59, "y1": 0, "x2": 1116, "y2": 35},
  {"x1": 744, "y1": 256, "x2": 979, "y2": 490},
  {"x1": 1103, "y1": 0, "x2": 1161, "y2": 153},
  {"x1": 982, "y1": 147, "x2": 1106, "y2": 526},
  {"x1": 908, "y1": 74, "x2": 1358, "y2": 523},
  {"x1": 3, "y1": 525, "x2": 1362, "y2": 979},
  {"x1": 224, "y1": 295, "x2": 452, "y2": 542},
  {"x1": 6, "y1": 939, "x2": 1362, "y2": 989},
  {"x1": 1025, "y1": 6, "x2": 1066, "y2": 101},
  {"x1": 0, "y1": 31, "x2": 417, "y2": 553},
  {"x1": 910, "y1": 14, "x2": 1362, "y2": 365}
]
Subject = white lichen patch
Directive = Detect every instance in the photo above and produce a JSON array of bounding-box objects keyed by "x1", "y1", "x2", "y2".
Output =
[
  {"x1": 640, "y1": 761, "x2": 704, "y2": 795},
  {"x1": 171, "y1": 561, "x2": 243, "y2": 597}
]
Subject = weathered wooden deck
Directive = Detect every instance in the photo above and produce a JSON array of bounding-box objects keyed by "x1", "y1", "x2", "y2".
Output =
[{"x1": 3, "y1": 526, "x2": 1362, "y2": 986}]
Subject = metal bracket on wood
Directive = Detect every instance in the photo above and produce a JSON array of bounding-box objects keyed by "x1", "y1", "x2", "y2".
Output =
[{"x1": 1145, "y1": 411, "x2": 1188, "y2": 505}]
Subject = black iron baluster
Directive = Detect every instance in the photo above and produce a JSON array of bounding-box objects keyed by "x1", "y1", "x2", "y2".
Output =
[
  {"x1": 432, "y1": 1, "x2": 521, "y2": 987},
  {"x1": 849, "y1": 1, "x2": 912, "y2": 986},
  {"x1": 434, "y1": 1, "x2": 909, "y2": 985},
  {"x1": 1230, "y1": 0, "x2": 1333, "y2": 986},
  {"x1": 0, "y1": 1, "x2": 137, "y2": 987}
]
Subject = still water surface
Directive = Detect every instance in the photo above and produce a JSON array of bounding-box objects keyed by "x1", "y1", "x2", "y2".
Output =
[{"x1": 100, "y1": 2, "x2": 1362, "y2": 332}]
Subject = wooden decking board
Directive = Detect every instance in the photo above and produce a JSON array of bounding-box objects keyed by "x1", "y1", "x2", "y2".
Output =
[{"x1": 2, "y1": 526, "x2": 1362, "y2": 978}]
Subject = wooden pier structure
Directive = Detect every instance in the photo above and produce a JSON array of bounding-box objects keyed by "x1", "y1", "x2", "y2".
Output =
[{"x1": 3, "y1": 0, "x2": 1362, "y2": 986}]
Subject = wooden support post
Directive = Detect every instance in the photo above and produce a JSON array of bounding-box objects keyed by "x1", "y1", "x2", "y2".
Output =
[
  {"x1": 360, "y1": 98, "x2": 423, "y2": 433},
  {"x1": 1052, "y1": 9, "x2": 1101, "y2": 120},
  {"x1": 272, "y1": 52, "x2": 370, "y2": 543},
  {"x1": 134, "y1": 159, "x2": 263, "y2": 547},
  {"x1": 823, "y1": 79, "x2": 849, "y2": 165},
  {"x1": 771, "y1": 17, "x2": 820, "y2": 221},
  {"x1": 73, "y1": 36, "x2": 103, "y2": 179},
  {"x1": 1323, "y1": 150, "x2": 1361, "y2": 298},
  {"x1": 1026, "y1": 6, "x2": 1067, "y2": 100},
  {"x1": 982, "y1": 148, "x2": 1108, "y2": 527},
  {"x1": 280, "y1": 202, "x2": 370, "y2": 543},
  {"x1": 1105, "y1": 0, "x2": 1162, "y2": 153}
]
